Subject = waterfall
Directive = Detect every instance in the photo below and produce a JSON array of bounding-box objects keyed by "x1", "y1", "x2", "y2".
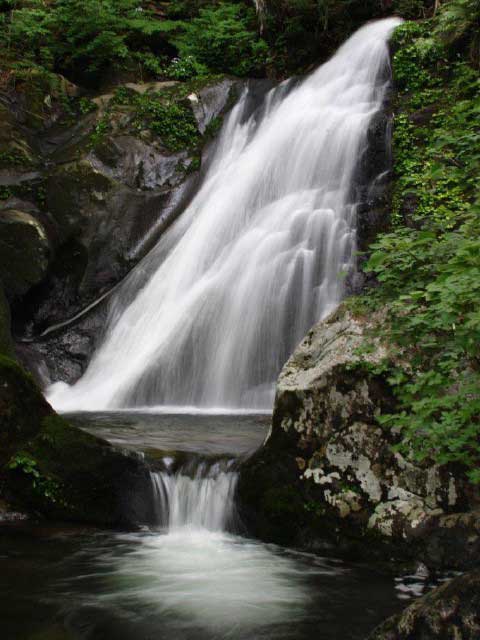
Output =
[
  {"x1": 151, "y1": 459, "x2": 238, "y2": 531},
  {"x1": 253, "y1": 0, "x2": 267, "y2": 32},
  {"x1": 48, "y1": 18, "x2": 401, "y2": 413}
]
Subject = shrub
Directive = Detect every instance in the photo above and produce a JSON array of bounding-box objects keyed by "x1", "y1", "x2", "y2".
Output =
[
  {"x1": 358, "y1": 9, "x2": 480, "y2": 483},
  {"x1": 173, "y1": 3, "x2": 269, "y2": 77}
]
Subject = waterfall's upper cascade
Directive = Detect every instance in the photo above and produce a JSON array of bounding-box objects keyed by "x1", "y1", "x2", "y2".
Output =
[{"x1": 48, "y1": 18, "x2": 401, "y2": 412}]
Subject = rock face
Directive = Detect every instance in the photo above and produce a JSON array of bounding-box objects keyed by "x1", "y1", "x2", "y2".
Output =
[
  {"x1": 368, "y1": 570, "x2": 480, "y2": 639},
  {"x1": 0, "y1": 355, "x2": 155, "y2": 526},
  {"x1": 237, "y1": 305, "x2": 480, "y2": 569}
]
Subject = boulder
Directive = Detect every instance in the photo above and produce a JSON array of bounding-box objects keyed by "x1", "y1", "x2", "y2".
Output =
[
  {"x1": 368, "y1": 570, "x2": 480, "y2": 639},
  {"x1": 0, "y1": 207, "x2": 50, "y2": 300},
  {"x1": 237, "y1": 305, "x2": 479, "y2": 569},
  {"x1": 0, "y1": 356, "x2": 155, "y2": 526}
]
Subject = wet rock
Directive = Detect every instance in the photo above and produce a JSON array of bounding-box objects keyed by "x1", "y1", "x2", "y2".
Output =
[
  {"x1": 237, "y1": 305, "x2": 476, "y2": 569},
  {"x1": 0, "y1": 355, "x2": 155, "y2": 527},
  {"x1": 191, "y1": 78, "x2": 240, "y2": 134},
  {"x1": 17, "y1": 294, "x2": 109, "y2": 386},
  {"x1": 368, "y1": 570, "x2": 480, "y2": 639}
]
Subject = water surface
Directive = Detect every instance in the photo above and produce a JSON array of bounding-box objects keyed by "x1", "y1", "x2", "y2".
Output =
[{"x1": 0, "y1": 412, "x2": 424, "y2": 640}]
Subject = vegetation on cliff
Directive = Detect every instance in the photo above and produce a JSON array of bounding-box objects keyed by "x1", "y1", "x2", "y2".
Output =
[
  {"x1": 350, "y1": 0, "x2": 480, "y2": 483},
  {"x1": 0, "y1": 0, "x2": 442, "y2": 88}
]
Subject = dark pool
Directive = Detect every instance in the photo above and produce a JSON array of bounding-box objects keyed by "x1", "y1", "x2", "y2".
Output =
[{"x1": 0, "y1": 413, "x2": 425, "y2": 640}]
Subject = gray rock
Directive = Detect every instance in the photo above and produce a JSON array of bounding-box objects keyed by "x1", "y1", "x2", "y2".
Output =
[{"x1": 237, "y1": 305, "x2": 477, "y2": 569}]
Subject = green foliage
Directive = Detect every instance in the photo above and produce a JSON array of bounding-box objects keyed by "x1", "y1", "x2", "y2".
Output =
[
  {"x1": 261, "y1": 0, "x2": 402, "y2": 76},
  {"x1": 358, "y1": 10, "x2": 480, "y2": 483},
  {"x1": 434, "y1": 0, "x2": 480, "y2": 53},
  {"x1": 0, "y1": 148, "x2": 32, "y2": 169},
  {"x1": 101, "y1": 86, "x2": 201, "y2": 152},
  {"x1": 0, "y1": 0, "x2": 177, "y2": 82},
  {"x1": 135, "y1": 96, "x2": 199, "y2": 151},
  {"x1": 173, "y1": 3, "x2": 268, "y2": 77},
  {"x1": 392, "y1": 0, "x2": 430, "y2": 19},
  {"x1": 164, "y1": 55, "x2": 208, "y2": 81},
  {"x1": 90, "y1": 117, "x2": 110, "y2": 148},
  {"x1": 7, "y1": 452, "x2": 63, "y2": 503}
]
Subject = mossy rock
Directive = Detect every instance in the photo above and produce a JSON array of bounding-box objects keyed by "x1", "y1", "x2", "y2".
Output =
[
  {"x1": 0, "y1": 356, "x2": 155, "y2": 526},
  {"x1": 0, "y1": 208, "x2": 50, "y2": 300},
  {"x1": 10, "y1": 68, "x2": 79, "y2": 130},
  {"x1": 0, "y1": 285, "x2": 13, "y2": 357},
  {"x1": 46, "y1": 161, "x2": 113, "y2": 239}
]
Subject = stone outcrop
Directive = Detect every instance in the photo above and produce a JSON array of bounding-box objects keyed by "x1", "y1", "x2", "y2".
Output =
[
  {"x1": 237, "y1": 305, "x2": 480, "y2": 569},
  {"x1": 368, "y1": 570, "x2": 480, "y2": 639}
]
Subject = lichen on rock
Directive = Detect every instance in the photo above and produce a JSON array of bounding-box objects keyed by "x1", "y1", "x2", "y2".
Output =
[{"x1": 237, "y1": 304, "x2": 479, "y2": 569}]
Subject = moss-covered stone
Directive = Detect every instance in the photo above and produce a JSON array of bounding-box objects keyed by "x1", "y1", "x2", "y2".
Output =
[
  {"x1": 0, "y1": 208, "x2": 50, "y2": 300},
  {"x1": 0, "y1": 356, "x2": 154, "y2": 526},
  {"x1": 6, "y1": 67, "x2": 80, "y2": 130}
]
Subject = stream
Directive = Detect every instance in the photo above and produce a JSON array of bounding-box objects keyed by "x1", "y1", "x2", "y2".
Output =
[{"x1": 0, "y1": 413, "x2": 429, "y2": 640}]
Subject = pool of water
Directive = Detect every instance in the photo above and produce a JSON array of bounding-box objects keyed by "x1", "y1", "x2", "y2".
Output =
[
  {"x1": 0, "y1": 413, "x2": 419, "y2": 640},
  {"x1": 69, "y1": 411, "x2": 270, "y2": 457}
]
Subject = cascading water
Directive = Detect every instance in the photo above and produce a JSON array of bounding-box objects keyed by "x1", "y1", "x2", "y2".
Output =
[
  {"x1": 151, "y1": 459, "x2": 238, "y2": 531},
  {"x1": 48, "y1": 18, "x2": 401, "y2": 413}
]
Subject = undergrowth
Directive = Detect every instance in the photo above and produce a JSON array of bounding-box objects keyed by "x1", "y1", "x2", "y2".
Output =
[{"x1": 351, "y1": 5, "x2": 480, "y2": 483}]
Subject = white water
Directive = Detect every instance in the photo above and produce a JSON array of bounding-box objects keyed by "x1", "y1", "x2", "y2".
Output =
[
  {"x1": 48, "y1": 19, "x2": 401, "y2": 413},
  {"x1": 102, "y1": 461, "x2": 322, "y2": 633},
  {"x1": 151, "y1": 460, "x2": 238, "y2": 531}
]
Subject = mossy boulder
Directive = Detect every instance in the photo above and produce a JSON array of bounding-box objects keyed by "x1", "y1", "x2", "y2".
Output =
[
  {"x1": 237, "y1": 305, "x2": 479, "y2": 570},
  {"x1": 5, "y1": 67, "x2": 80, "y2": 131},
  {"x1": 0, "y1": 356, "x2": 155, "y2": 526},
  {"x1": 368, "y1": 570, "x2": 480, "y2": 639},
  {"x1": 0, "y1": 207, "x2": 50, "y2": 300}
]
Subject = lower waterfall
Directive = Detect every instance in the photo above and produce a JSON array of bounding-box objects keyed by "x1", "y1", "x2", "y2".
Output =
[
  {"x1": 48, "y1": 18, "x2": 401, "y2": 412},
  {"x1": 150, "y1": 459, "x2": 238, "y2": 531}
]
